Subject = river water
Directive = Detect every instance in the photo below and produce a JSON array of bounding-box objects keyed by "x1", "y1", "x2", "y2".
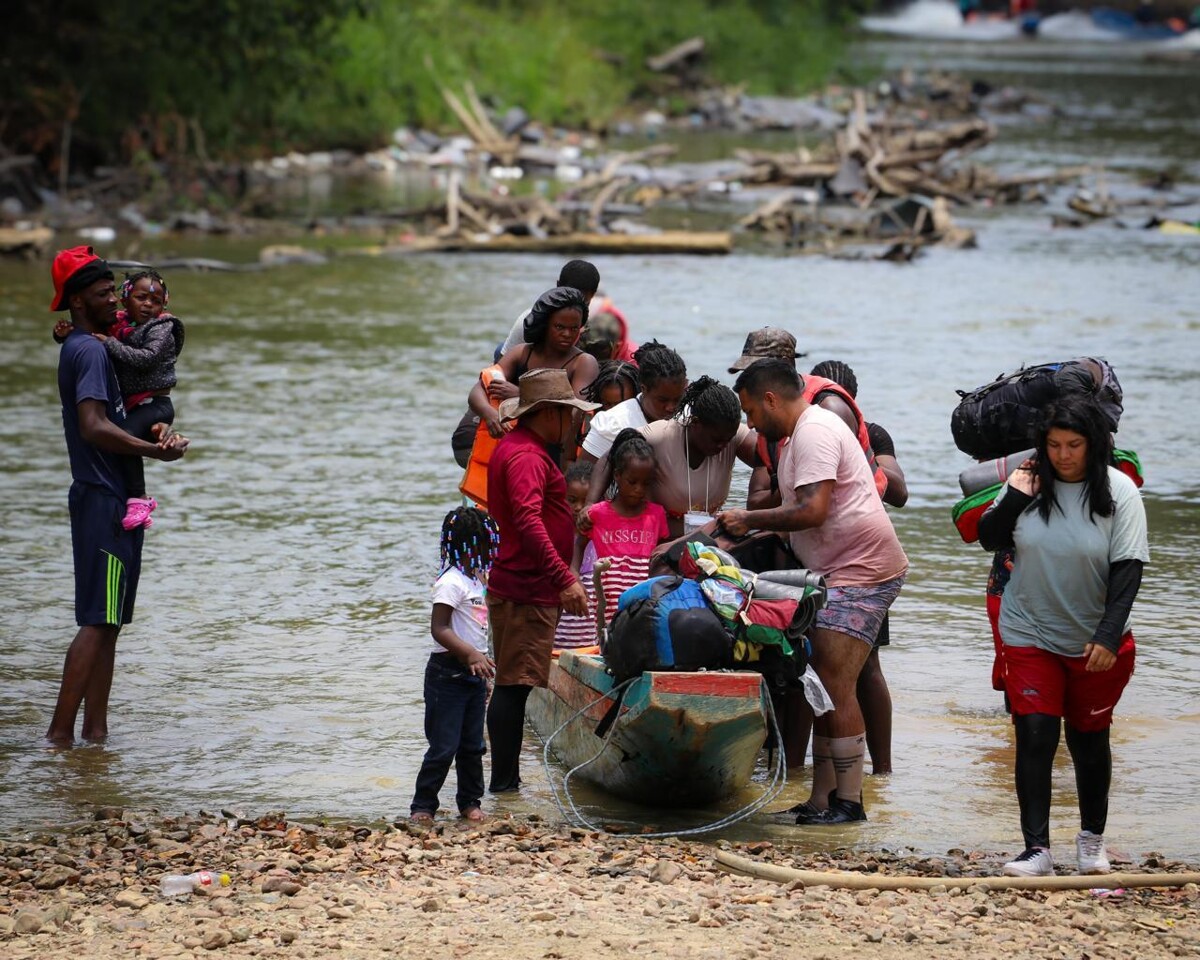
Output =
[{"x1": 1, "y1": 38, "x2": 1198, "y2": 861}]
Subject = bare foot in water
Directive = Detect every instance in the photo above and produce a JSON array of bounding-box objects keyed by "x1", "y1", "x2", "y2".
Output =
[
  {"x1": 462, "y1": 807, "x2": 486, "y2": 822},
  {"x1": 409, "y1": 811, "x2": 434, "y2": 824}
]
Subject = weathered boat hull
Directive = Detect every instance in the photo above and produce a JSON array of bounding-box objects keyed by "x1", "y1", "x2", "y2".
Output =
[{"x1": 527, "y1": 651, "x2": 767, "y2": 807}]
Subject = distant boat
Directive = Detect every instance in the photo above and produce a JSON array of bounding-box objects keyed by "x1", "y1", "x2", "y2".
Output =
[
  {"x1": 862, "y1": 0, "x2": 1190, "y2": 43},
  {"x1": 1089, "y1": 7, "x2": 1187, "y2": 40},
  {"x1": 527, "y1": 650, "x2": 769, "y2": 807},
  {"x1": 861, "y1": 0, "x2": 1034, "y2": 42}
]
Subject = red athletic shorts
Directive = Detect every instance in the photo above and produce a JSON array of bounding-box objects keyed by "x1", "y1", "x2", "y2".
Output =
[
  {"x1": 1002, "y1": 633, "x2": 1135, "y2": 732},
  {"x1": 987, "y1": 594, "x2": 1004, "y2": 692}
]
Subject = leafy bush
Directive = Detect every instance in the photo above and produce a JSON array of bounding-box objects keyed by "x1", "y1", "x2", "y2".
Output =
[{"x1": 0, "y1": 0, "x2": 847, "y2": 164}]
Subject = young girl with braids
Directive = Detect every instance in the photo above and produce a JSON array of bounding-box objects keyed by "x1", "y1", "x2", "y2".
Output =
[
  {"x1": 409, "y1": 506, "x2": 500, "y2": 824},
  {"x1": 575, "y1": 429, "x2": 671, "y2": 622},
  {"x1": 584, "y1": 359, "x2": 641, "y2": 412},
  {"x1": 587, "y1": 376, "x2": 758, "y2": 539},
  {"x1": 579, "y1": 340, "x2": 687, "y2": 462},
  {"x1": 54, "y1": 268, "x2": 185, "y2": 530},
  {"x1": 568, "y1": 359, "x2": 641, "y2": 469}
]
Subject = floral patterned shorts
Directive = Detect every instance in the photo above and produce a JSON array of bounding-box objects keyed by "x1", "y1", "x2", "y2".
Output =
[{"x1": 814, "y1": 574, "x2": 906, "y2": 646}]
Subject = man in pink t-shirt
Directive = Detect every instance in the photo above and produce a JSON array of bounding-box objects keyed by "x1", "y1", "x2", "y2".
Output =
[{"x1": 718, "y1": 359, "x2": 907, "y2": 827}]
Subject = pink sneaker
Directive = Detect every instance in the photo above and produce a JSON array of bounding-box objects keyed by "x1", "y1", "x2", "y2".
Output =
[{"x1": 122, "y1": 497, "x2": 158, "y2": 531}]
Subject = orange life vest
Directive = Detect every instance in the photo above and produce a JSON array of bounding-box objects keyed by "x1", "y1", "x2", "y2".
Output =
[
  {"x1": 755, "y1": 376, "x2": 888, "y2": 499},
  {"x1": 459, "y1": 366, "x2": 508, "y2": 510}
]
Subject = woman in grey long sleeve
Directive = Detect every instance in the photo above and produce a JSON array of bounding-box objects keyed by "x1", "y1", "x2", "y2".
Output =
[{"x1": 978, "y1": 395, "x2": 1148, "y2": 879}]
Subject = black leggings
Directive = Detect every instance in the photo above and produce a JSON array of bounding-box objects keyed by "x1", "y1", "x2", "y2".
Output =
[
  {"x1": 1013, "y1": 712, "x2": 1112, "y2": 849},
  {"x1": 118, "y1": 396, "x2": 175, "y2": 499},
  {"x1": 486, "y1": 684, "x2": 531, "y2": 792}
]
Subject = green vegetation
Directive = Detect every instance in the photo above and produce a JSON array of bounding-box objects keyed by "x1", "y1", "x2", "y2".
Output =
[{"x1": 1, "y1": 0, "x2": 851, "y2": 168}]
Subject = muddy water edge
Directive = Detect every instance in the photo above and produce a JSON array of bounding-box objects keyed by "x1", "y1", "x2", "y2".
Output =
[{"x1": 0, "y1": 39, "x2": 1197, "y2": 861}]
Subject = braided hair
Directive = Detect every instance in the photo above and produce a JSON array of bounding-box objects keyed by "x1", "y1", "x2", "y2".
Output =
[
  {"x1": 633, "y1": 340, "x2": 686, "y2": 388},
  {"x1": 810, "y1": 360, "x2": 857, "y2": 399},
  {"x1": 609, "y1": 427, "x2": 656, "y2": 477},
  {"x1": 583, "y1": 360, "x2": 641, "y2": 405},
  {"x1": 676, "y1": 375, "x2": 742, "y2": 430},
  {"x1": 120, "y1": 268, "x2": 169, "y2": 305},
  {"x1": 439, "y1": 506, "x2": 499, "y2": 577}
]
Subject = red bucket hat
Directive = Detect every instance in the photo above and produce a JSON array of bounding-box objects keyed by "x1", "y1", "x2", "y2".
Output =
[{"x1": 50, "y1": 245, "x2": 113, "y2": 312}]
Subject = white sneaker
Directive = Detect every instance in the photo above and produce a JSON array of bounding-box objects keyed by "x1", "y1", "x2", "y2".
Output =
[
  {"x1": 1002, "y1": 847, "x2": 1054, "y2": 877},
  {"x1": 1076, "y1": 830, "x2": 1111, "y2": 874}
]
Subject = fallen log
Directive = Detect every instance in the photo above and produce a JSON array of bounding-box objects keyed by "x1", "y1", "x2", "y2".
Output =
[
  {"x1": 399, "y1": 230, "x2": 732, "y2": 256},
  {"x1": 439, "y1": 84, "x2": 519, "y2": 165},
  {"x1": 588, "y1": 177, "x2": 633, "y2": 232},
  {"x1": 570, "y1": 145, "x2": 678, "y2": 193},
  {"x1": 646, "y1": 37, "x2": 705, "y2": 72},
  {"x1": 715, "y1": 851, "x2": 1200, "y2": 892},
  {"x1": 0, "y1": 226, "x2": 53, "y2": 257}
]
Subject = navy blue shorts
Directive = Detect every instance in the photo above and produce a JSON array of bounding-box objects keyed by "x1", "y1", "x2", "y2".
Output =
[{"x1": 70, "y1": 482, "x2": 143, "y2": 627}]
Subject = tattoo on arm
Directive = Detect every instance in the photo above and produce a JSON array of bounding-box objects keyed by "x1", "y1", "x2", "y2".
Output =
[{"x1": 793, "y1": 481, "x2": 825, "y2": 511}]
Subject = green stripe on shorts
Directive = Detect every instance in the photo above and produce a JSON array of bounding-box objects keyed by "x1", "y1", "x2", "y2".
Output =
[{"x1": 102, "y1": 550, "x2": 125, "y2": 625}]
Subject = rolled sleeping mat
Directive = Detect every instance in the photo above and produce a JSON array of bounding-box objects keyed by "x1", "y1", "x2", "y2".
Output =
[
  {"x1": 959, "y1": 449, "x2": 1034, "y2": 497},
  {"x1": 753, "y1": 569, "x2": 827, "y2": 603}
]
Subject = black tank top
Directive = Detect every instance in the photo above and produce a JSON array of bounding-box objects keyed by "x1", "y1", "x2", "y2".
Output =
[
  {"x1": 513, "y1": 345, "x2": 583, "y2": 469},
  {"x1": 512, "y1": 344, "x2": 583, "y2": 380}
]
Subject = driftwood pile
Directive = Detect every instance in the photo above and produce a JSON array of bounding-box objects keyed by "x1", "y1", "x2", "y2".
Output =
[
  {"x1": 419, "y1": 79, "x2": 1086, "y2": 259},
  {"x1": 0, "y1": 66, "x2": 1098, "y2": 262}
]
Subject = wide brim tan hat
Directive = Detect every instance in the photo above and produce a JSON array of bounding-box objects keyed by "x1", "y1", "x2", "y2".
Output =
[{"x1": 499, "y1": 368, "x2": 600, "y2": 423}]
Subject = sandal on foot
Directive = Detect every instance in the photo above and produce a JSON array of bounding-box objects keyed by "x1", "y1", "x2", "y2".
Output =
[
  {"x1": 409, "y1": 811, "x2": 434, "y2": 824},
  {"x1": 461, "y1": 807, "x2": 486, "y2": 822}
]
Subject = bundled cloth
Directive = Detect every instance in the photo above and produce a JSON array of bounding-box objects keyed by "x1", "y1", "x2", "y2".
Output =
[{"x1": 603, "y1": 539, "x2": 832, "y2": 713}]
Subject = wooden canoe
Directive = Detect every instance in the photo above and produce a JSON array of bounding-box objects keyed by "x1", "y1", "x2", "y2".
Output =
[{"x1": 527, "y1": 650, "x2": 768, "y2": 807}]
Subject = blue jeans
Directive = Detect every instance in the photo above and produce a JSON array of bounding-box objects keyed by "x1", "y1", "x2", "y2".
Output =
[{"x1": 410, "y1": 653, "x2": 487, "y2": 815}]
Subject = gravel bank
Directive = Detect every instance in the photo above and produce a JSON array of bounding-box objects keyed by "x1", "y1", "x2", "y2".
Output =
[{"x1": 2, "y1": 810, "x2": 1196, "y2": 959}]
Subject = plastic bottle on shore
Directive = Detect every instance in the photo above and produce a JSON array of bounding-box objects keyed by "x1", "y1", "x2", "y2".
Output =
[{"x1": 160, "y1": 870, "x2": 231, "y2": 897}]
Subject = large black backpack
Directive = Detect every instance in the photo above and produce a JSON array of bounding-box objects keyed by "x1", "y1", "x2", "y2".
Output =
[
  {"x1": 603, "y1": 576, "x2": 732, "y2": 685},
  {"x1": 950, "y1": 358, "x2": 1123, "y2": 460}
]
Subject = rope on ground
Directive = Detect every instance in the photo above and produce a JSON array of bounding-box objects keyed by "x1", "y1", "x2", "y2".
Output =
[
  {"x1": 714, "y1": 850, "x2": 1200, "y2": 891},
  {"x1": 541, "y1": 675, "x2": 787, "y2": 839}
]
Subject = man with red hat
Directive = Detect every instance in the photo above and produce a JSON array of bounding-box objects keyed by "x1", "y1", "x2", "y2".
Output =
[{"x1": 47, "y1": 246, "x2": 190, "y2": 745}]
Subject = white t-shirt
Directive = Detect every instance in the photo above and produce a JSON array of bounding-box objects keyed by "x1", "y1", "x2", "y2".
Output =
[
  {"x1": 428, "y1": 567, "x2": 488, "y2": 654},
  {"x1": 582, "y1": 396, "x2": 649, "y2": 458},
  {"x1": 499, "y1": 310, "x2": 531, "y2": 356}
]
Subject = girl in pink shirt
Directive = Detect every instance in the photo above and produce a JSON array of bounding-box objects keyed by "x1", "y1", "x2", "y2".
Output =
[{"x1": 576, "y1": 428, "x2": 671, "y2": 622}]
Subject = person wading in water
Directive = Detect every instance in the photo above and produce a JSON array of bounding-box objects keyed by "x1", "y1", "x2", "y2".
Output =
[
  {"x1": 46, "y1": 247, "x2": 189, "y2": 745},
  {"x1": 469, "y1": 287, "x2": 598, "y2": 469},
  {"x1": 718, "y1": 360, "x2": 907, "y2": 825},
  {"x1": 484, "y1": 369, "x2": 599, "y2": 792}
]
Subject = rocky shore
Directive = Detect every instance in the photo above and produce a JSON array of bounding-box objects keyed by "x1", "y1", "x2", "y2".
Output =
[{"x1": 1, "y1": 810, "x2": 1196, "y2": 959}]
